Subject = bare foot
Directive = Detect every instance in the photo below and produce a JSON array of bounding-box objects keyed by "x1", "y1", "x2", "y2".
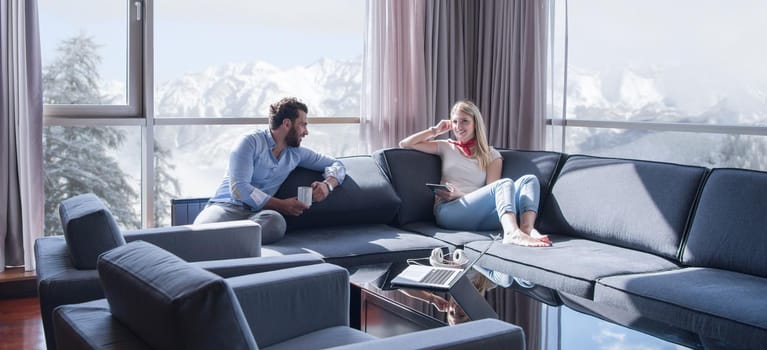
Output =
[
  {"x1": 503, "y1": 229, "x2": 551, "y2": 247},
  {"x1": 529, "y1": 228, "x2": 552, "y2": 245}
]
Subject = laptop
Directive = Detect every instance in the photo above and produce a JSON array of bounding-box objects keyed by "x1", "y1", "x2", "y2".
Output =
[{"x1": 391, "y1": 236, "x2": 499, "y2": 291}]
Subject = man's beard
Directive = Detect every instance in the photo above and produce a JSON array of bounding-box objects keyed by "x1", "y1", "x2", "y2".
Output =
[{"x1": 286, "y1": 125, "x2": 301, "y2": 147}]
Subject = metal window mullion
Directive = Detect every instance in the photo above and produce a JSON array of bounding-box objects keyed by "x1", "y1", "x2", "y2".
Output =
[
  {"x1": 546, "y1": 118, "x2": 767, "y2": 136},
  {"x1": 141, "y1": 0, "x2": 154, "y2": 228}
]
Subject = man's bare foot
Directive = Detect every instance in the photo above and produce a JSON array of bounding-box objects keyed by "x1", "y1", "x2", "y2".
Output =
[
  {"x1": 529, "y1": 228, "x2": 552, "y2": 245},
  {"x1": 503, "y1": 229, "x2": 551, "y2": 247}
]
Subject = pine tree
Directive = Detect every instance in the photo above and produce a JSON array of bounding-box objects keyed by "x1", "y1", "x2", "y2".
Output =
[
  {"x1": 43, "y1": 34, "x2": 104, "y2": 104},
  {"x1": 41, "y1": 33, "x2": 184, "y2": 235},
  {"x1": 154, "y1": 143, "x2": 181, "y2": 226}
]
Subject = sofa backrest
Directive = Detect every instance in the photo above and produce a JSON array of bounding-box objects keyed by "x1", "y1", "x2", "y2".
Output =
[
  {"x1": 275, "y1": 155, "x2": 402, "y2": 231},
  {"x1": 59, "y1": 193, "x2": 126, "y2": 269},
  {"x1": 374, "y1": 147, "x2": 566, "y2": 226},
  {"x1": 496, "y1": 148, "x2": 565, "y2": 212},
  {"x1": 539, "y1": 155, "x2": 707, "y2": 260},
  {"x1": 682, "y1": 168, "x2": 767, "y2": 277},
  {"x1": 373, "y1": 148, "x2": 442, "y2": 225},
  {"x1": 99, "y1": 241, "x2": 258, "y2": 350}
]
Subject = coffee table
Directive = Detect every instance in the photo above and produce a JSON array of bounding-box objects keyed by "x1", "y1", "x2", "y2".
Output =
[{"x1": 348, "y1": 262, "x2": 698, "y2": 349}]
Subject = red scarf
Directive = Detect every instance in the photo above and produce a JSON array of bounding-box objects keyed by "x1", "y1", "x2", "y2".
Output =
[{"x1": 449, "y1": 138, "x2": 476, "y2": 156}]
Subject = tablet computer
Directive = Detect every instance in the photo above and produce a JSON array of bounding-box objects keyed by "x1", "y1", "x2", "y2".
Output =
[{"x1": 425, "y1": 183, "x2": 452, "y2": 192}]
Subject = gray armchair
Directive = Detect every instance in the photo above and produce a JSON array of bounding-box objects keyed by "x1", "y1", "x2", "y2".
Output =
[
  {"x1": 36, "y1": 193, "x2": 323, "y2": 350},
  {"x1": 53, "y1": 241, "x2": 525, "y2": 350}
]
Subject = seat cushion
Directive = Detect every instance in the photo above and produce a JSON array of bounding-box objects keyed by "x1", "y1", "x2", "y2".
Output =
[
  {"x1": 595, "y1": 267, "x2": 767, "y2": 349},
  {"x1": 400, "y1": 221, "x2": 496, "y2": 247},
  {"x1": 260, "y1": 224, "x2": 448, "y2": 268},
  {"x1": 59, "y1": 193, "x2": 126, "y2": 269},
  {"x1": 53, "y1": 299, "x2": 151, "y2": 350},
  {"x1": 465, "y1": 236, "x2": 680, "y2": 299},
  {"x1": 274, "y1": 155, "x2": 402, "y2": 231},
  {"x1": 98, "y1": 241, "x2": 257, "y2": 350},
  {"x1": 263, "y1": 325, "x2": 376, "y2": 350}
]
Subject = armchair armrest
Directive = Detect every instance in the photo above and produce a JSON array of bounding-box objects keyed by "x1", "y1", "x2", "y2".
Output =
[
  {"x1": 333, "y1": 319, "x2": 525, "y2": 350},
  {"x1": 227, "y1": 263, "x2": 350, "y2": 348},
  {"x1": 192, "y1": 253, "x2": 325, "y2": 278},
  {"x1": 123, "y1": 220, "x2": 261, "y2": 261},
  {"x1": 35, "y1": 237, "x2": 106, "y2": 350}
]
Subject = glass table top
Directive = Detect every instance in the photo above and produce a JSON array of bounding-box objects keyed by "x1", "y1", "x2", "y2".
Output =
[{"x1": 349, "y1": 263, "x2": 698, "y2": 350}]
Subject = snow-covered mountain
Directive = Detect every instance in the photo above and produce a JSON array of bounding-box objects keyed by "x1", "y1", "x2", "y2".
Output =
[
  {"x1": 564, "y1": 66, "x2": 767, "y2": 125},
  {"x1": 155, "y1": 56, "x2": 362, "y2": 118}
]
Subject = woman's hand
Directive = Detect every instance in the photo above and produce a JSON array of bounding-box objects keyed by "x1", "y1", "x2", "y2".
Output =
[
  {"x1": 434, "y1": 182, "x2": 463, "y2": 201},
  {"x1": 432, "y1": 119, "x2": 452, "y2": 136}
]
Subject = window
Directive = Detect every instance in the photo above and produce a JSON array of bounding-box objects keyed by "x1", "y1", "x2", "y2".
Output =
[
  {"x1": 39, "y1": 0, "x2": 365, "y2": 232},
  {"x1": 39, "y1": 0, "x2": 142, "y2": 117},
  {"x1": 153, "y1": 0, "x2": 363, "y2": 119},
  {"x1": 548, "y1": 0, "x2": 767, "y2": 170}
]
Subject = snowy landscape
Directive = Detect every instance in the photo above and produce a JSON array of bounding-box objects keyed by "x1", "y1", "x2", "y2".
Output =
[{"x1": 149, "y1": 56, "x2": 364, "y2": 209}]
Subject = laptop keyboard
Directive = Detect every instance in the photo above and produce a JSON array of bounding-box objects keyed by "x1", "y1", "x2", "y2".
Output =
[{"x1": 422, "y1": 269, "x2": 456, "y2": 284}]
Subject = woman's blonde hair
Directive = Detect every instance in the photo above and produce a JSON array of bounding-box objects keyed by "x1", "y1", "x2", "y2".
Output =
[{"x1": 451, "y1": 100, "x2": 493, "y2": 169}]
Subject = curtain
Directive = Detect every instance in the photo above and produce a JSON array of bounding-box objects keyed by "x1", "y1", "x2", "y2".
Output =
[
  {"x1": 476, "y1": 0, "x2": 548, "y2": 150},
  {"x1": 361, "y1": 0, "x2": 429, "y2": 152},
  {"x1": 486, "y1": 287, "x2": 545, "y2": 350},
  {"x1": 1, "y1": 0, "x2": 44, "y2": 272},
  {"x1": 426, "y1": 0, "x2": 548, "y2": 150},
  {"x1": 363, "y1": 0, "x2": 548, "y2": 151}
]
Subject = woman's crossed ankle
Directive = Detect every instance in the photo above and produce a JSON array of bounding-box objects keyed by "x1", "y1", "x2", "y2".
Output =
[{"x1": 503, "y1": 229, "x2": 551, "y2": 247}]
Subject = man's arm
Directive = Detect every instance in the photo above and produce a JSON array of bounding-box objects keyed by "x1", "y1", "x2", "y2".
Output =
[{"x1": 297, "y1": 148, "x2": 346, "y2": 203}]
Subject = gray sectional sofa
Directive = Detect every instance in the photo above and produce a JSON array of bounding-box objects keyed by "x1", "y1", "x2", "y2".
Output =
[{"x1": 39, "y1": 148, "x2": 767, "y2": 349}]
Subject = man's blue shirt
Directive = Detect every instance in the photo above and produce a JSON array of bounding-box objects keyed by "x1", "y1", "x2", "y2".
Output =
[{"x1": 209, "y1": 129, "x2": 346, "y2": 211}]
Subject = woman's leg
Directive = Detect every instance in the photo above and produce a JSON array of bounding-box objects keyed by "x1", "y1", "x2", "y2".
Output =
[
  {"x1": 435, "y1": 179, "x2": 511, "y2": 231},
  {"x1": 514, "y1": 175, "x2": 551, "y2": 244},
  {"x1": 435, "y1": 179, "x2": 546, "y2": 246}
]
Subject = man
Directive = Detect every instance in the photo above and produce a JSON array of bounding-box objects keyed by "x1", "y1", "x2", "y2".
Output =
[{"x1": 194, "y1": 97, "x2": 345, "y2": 244}]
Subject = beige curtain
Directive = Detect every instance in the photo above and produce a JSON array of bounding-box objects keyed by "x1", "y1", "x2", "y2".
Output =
[
  {"x1": 361, "y1": 0, "x2": 430, "y2": 152},
  {"x1": 426, "y1": 0, "x2": 548, "y2": 150},
  {"x1": 1, "y1": 0, "x2": 44, "y2": 271}
]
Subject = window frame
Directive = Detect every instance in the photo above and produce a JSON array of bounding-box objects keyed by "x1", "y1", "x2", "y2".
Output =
[
  {"x1": 42, "y1": 0, "x2": 361, "y2": 229},
  {"x1": 43, "y1": 0, "x2": 144, "y2": 118},
  {"x1": 545, "y1": 0, "x2": 767, "y2": 154}
]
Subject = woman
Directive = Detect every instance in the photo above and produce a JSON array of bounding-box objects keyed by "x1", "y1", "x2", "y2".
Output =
[{"x1": 399, "y1": 100, "x2": 551, "y2": 247}]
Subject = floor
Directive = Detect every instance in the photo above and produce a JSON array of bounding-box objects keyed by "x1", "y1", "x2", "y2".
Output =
[{"x1": 0, "y1": 268, "x2": 45, "y2": 350}]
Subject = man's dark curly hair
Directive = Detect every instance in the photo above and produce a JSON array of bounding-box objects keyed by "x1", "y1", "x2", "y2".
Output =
[{"x1": 269, "y1": 97, "x2": 308, "y2": 129}]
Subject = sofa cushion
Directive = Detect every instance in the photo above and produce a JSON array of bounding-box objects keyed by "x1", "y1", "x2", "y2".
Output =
[
  {"x1": 53, "y1": 299, "x2": 151, "y2": 350},
  {"x1": 400, "y1": 221, "x2": 496, "y2": 247},
  {"x1": 274, "y1": 155, "x2": 402, "y2": 231},
  {"x1": 538, "y1": 155, "x2": 707, "y2": 260},
  {"x1": 259, "y1": 224, "x2": 448, "y2": 268},
  {"x1": 98, "y1": 241, "x2": 257, "y2": 350},
  {"x1": 373, "y1": 148, "x2": 442, "y2": 225},
  {"x1": 496, "y1": 149, "x2": 565, "y2": 212},
  {"x1": 465, "y1": 236, "x2": 680, "y2": 299},
  {"x1": 595, "y1": 267, "x2": 767, "y2": 350},
  {"x1": 683, "y1": 168, "x2": 767, "y2": 277},
  {"x1": 59, "y1": 193, "x2": 126, "y2": 269}
]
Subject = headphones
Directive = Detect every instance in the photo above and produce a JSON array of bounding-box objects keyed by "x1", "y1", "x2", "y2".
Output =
[{"x1": 429, "y1": 248, "x2": 468, "y2": 268}]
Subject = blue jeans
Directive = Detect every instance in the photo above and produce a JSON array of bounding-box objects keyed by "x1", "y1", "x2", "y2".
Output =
[{"x1": 435, "y1": 175, "x2": 540, "y2": 231}]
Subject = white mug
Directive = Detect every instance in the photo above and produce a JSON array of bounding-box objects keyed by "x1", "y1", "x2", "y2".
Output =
[{"x1": 298, "y1": 186, "x2": 312, "y2": 207}]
